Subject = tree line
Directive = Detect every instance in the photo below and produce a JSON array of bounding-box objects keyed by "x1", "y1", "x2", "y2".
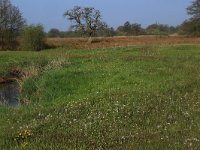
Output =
[
  {"x1": 47, "y1": 22, "x2": 179, "y2": 38},
  {"x1": 1, "y1": 0, "x2": 200, "y2": 50}
]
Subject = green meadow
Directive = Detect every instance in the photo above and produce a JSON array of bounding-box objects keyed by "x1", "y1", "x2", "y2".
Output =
[{"x1": 1, "y1": 45, "x2": 200, "y2": 149}]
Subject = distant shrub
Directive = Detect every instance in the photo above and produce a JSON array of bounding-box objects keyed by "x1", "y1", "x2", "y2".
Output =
[{"x1": 20, "y1": 24, "x2": 46, "y2": 51}]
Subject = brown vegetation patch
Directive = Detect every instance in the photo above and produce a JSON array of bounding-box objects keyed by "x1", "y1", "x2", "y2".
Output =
[
  {"x1": 46, "y1": 36, "x2": 200, "y2": 49},
  {"x1": 0, "y1": 68, "x2": 25, "y2": 84},
  {"x1": 0, "y1": 77, "x2": 16, "y2": 84},
  {"x1": 8, "y1": 67, "x2": 26, "y2": 79}
]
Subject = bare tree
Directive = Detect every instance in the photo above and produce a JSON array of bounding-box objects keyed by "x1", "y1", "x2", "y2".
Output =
[
  {"x1": 64, "y1": 6, "x2": 107, "y2": 43},
  {"x1": 0, "y1": 0, "x2": 25, "y2": 50}
]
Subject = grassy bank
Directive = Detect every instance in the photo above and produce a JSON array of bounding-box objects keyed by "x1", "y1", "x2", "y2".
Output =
[{"x1": 1, "y1": 45, "x2": 200, "y2": 149}]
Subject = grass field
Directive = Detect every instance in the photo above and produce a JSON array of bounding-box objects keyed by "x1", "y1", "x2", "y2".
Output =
[{"x1": 1, "y1": 41, "x2": 200, "y2": 149}]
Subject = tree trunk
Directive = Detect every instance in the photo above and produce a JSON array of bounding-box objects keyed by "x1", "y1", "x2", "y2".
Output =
[{"x1": 87, "y1": 36, "x2": 93, "y2": 43}]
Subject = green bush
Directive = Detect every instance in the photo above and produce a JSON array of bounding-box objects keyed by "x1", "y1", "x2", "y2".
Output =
[{"x1": 20, "y1": 24, "x2": 46, "y2": 51}]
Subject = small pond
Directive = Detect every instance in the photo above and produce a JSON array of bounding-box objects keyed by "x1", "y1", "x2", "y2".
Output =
[{"x1": 0, "y1": 83, "x2": 20, "y2": 107}]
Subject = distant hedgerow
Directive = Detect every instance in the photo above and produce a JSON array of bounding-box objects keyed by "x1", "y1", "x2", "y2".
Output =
[{"x1": 20, "y1": 24, "x2": 46, "y2": 51}]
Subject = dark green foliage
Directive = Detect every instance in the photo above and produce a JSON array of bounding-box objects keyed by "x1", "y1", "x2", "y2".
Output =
[
  {"x1": 179, "y1": 20, "x2": 200, "y2": 36},
  {"x1": 20, "y1": 25, "x2": 46, "y2": 51},
  {"x1": 117, "y1": 21, "x2": 145, "y2": 36},
  {"x1": 47, "y1": 28, "x2": 61, "y2": 38},
  {"x1": 116, "y1": 22, "x2": 177, "y2": 36},
  {"x1": 146, "y1": 24, "x2": 176, "y2": 35},
  {"x1": 182, "y1": 0, "x2": 200, "y2": 36},
  {"x1": 187, "y1": 0, "x2": 200, "y2": 21}
]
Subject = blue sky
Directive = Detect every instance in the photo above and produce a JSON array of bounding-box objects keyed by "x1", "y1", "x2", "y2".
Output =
[{"x1": 11, "y1": 0, "x2": 191, "y2": 31}]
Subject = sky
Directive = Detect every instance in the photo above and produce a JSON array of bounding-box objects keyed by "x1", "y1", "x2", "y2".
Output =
[{"x1": 11, "y1": 0, "x2": 191, "y2": 32}]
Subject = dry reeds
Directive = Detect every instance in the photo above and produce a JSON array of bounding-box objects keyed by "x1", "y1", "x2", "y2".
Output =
[{"x1": 46, "y1": 36, "x2": 200, "y2": 50}]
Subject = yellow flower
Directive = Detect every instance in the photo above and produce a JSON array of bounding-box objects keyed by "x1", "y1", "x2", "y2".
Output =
[{"x1": 21, "y1": 142, "x2": 30, "y2": 148}]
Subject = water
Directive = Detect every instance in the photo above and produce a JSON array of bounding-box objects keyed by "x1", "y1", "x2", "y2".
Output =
[{"x1": 0, "y1": 83, "x2": 20, "y2": 107}]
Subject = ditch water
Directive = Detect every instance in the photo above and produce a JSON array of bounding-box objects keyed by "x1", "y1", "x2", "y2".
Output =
[{"x1": 0, "y1": 83, "x2": 20, "y2": 107}]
